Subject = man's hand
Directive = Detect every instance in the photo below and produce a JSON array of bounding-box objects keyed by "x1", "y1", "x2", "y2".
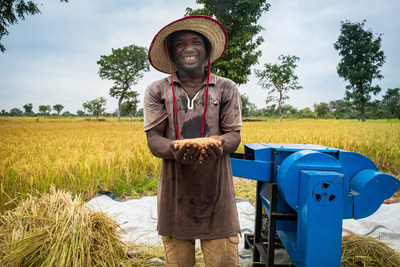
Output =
[
  {"x1": 170, "y1": 141, "x2": 201, "y2": 165},
  {"x1": 198, "y1": 136, "x2": 224, "y2": 164},
  {"x1": 170, "y1": 132, "x2": 239, "y2": 166}
]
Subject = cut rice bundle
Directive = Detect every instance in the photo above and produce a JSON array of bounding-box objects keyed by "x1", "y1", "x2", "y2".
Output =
[
  {"x1": 341, "y1": 233, "x2": 400, "y2": 267},
  {"x1": 0, "y1": 187, "x2": 132, "y2": 266}
]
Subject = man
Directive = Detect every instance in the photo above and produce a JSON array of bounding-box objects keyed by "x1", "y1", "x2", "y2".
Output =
[{"x1": 144, "y1": 15, "x2": 242, "y2": 267}]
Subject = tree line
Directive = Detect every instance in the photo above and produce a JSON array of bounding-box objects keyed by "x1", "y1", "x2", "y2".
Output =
[
  {"x1": 241, "y1": 87, "x2": 400, "y2": 120},
  {"x1": 0, "y1": 99, "x2": 143, "y2": 118},
  {"x1": 3, "y1": 86, "x2": 398, "y2": 120}
]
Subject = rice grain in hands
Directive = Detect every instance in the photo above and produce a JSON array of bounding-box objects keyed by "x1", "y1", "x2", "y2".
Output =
[{"x1": 175, "y1": 137, "x2": 219, "y2": 147}]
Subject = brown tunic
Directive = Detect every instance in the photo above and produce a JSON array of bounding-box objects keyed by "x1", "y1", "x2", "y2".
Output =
[{"x1": 143, "y1": 72, "x2": 242, "y2": 239}]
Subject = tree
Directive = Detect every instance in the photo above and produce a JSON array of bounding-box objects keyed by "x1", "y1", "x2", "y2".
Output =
[
  {"x1": 366, "y1": 100, "x2": 384, "y2": 119},
  {"x1": 186, "y1": 0, "x2": 270, "y2": 85},
  {"x1": 61, "y1": 111, "x2": 72, "y2": 117},
  {"x1": 240, "y1": 93, "x2": 257, "y2": 117},
  {"x1": 333, "y1": 20, "x2": 385, "y2": 122},
  {"x1": 76, "y1": 110, "x2": 85, "y2": 117},
  {"x1": 314, "y1": 102, "x2": 330, "y2": 119},
  {"x1": 382, "y1": 88, "x2": 400, "y2": 119},
  {"x1": 255, "y1": 55, "x2": 303, "y2": 122},
  {"x1": 121, "y1": 98, "x2": 139, "y2": 122},
  {"x1": 0, "y1": 0, "x2": 68, "y2": 52},
  {"x1": 97, "y1": 45, "x2": 149, "y2": 122},
  {"x1": 10, "y1": 108, "x2": 23, "y2": 116},
  {"x1": 82, "y1": 97, "x2": 107, "y2": 119},
  {"x1": 281, "y1": 104, "x2": 298, "y2": 116},
  {"x1": 329, "y1": 99, "x2": 358, "y2": 119},
  {"x1": 136, "y1": 108, "x2": 143, "y2": 117},
  {"x1": 23, "y1": 103, "x2": 34, "y2": 115},
  {"x1": 262, "y1": 104, "x2": 278, "y2": 117},
  {"x1": 298, "y1": 107, "x2": 315, "y2": 119},
  {"x1": 38, "y1": 105, "x2": 51, "y2": 115},
  {"x1": 52, "y1": 104, "x2": 64, "y2": 116},
  {"x1": 329, "y1": 99, "x2": 346, "y2": 119}
]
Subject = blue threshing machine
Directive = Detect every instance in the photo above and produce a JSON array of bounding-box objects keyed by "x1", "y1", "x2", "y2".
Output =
[{"x1": 230, "y1": 143, "x2": 400, "y2": 267}]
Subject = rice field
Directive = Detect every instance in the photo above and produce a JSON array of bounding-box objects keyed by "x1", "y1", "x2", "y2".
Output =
[
  {"x1": 1, "y1": 117, "x2": 399, "y2": 213},
  {"x1": 0, "y1": 117, "x2": 160, "y2": 213}
]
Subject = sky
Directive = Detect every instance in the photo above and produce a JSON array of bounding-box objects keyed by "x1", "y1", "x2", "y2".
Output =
[{"x1": 0, "y1": 0, "x2": 399, "y2": 114}]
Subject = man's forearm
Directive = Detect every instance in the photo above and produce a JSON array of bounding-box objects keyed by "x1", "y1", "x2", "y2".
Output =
[
  {"x1": 221, "y1": 131, "x2": 241, "y2": 155},
  {"x1": 147, "y1": 134, "x2": 175, "y2": 160},
  {"x1": 145, "y1": 119, "x2": 175, "y2": 160}
]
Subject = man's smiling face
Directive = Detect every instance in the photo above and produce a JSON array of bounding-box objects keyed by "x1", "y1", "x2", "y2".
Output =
[{"x1": 170, "y1": 31, "x2": 208, "y2": 73}]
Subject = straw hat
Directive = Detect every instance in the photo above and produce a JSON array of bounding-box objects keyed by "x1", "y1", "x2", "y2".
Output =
[{"x1": 148, "y1": 15, "x2": 228, "y2": 74}]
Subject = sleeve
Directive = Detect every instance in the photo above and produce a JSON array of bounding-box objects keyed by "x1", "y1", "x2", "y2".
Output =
[
  {"x1": 220, "y1": 79, "x2": 243, "y2": 132},
  {"x1": 143, "y1": 83, "x2": 168, "y2": 132}
]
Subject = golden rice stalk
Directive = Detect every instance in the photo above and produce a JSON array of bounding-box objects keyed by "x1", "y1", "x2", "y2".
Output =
[
  {"x1": 175, "y1": 137, "x2": 219, "y2": 146},
  {"x1": 341, "y1": 233, "x2": 400, "y2": 267},
  {"x1": 0, "y1": 186, "x2": 132, "y2": 266}
]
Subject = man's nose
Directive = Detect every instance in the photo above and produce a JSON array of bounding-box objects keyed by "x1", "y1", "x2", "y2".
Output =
[{"x1": 183, "y1": 43, "x2": 196, "y2": 51}]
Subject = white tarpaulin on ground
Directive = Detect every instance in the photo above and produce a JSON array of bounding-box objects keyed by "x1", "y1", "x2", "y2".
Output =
[
  {"x1": 342, "y1": 203, "x2": 400, "y2": 251},
  {"x1": 87, "y1": 195, "x2": 400, "y2": 265}
]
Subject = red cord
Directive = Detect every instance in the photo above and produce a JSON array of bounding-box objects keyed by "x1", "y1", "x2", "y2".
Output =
[{"x1": 201, "y1": 59, "x2": 211, "y2": 137}]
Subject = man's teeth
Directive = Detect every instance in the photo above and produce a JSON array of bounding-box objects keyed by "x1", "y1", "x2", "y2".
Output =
[{"x1": 184, "y1": 56, "x2": 197, "y2": 61}]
